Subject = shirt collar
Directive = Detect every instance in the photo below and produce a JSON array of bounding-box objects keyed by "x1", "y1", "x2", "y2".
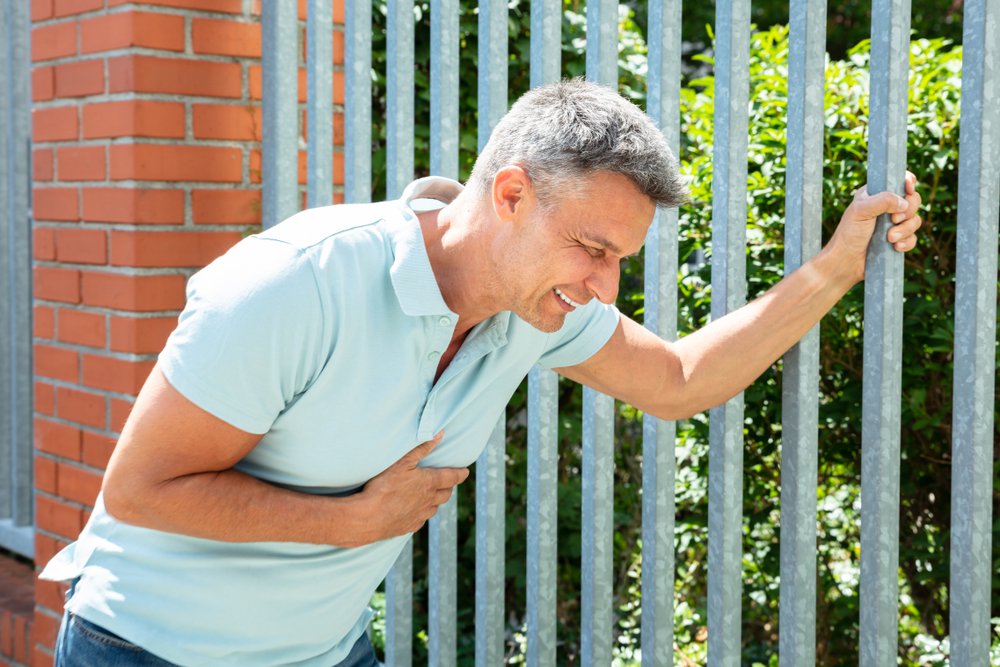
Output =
[{"x1": 388, "y1": 177, "x2": 464, "y2": 317}]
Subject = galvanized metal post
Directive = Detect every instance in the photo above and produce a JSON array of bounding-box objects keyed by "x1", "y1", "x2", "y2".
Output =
[
  {"x1": 344, "y1": 0, "x2": 372, "y2": 203},
  {"x1": 385, "y1": 0, "x2": 415, "y2": 200},
  {"x1": 529, "y1": 0, "x2": 561, "y2": 89},
  {"x1": 429, "y1": 0, "x2": 459, "y2": 180},
  {"x1": 578, "y1": 3, "x2": 618, "y2": 664},
  {"x1": 523, "y1": 4, "x2": 560, "y2": 664},
  {"x1": 581, "y1": 387, "x2": 614, "y2": 666},
  {"x1": 585, "y1": 0, "x2": 618, "y2": 88},
  {"x1": 0, "y1": 0, "x2": 33, "y2": 554},
  {"x1": 707, "y1": 0, "x2": 751, "y2": 663},
  {"x1": 307, "y1": 0, "x2": 333, "y2": 208},
  {"x1": 526, "y1": 367, "x2": 558, "y2": 666},
  {"x1": 949, "y1": 0, "x2": 999, "y2": 663},
  {"x1": 641, "y1": 0, "x2": 681, "y2": 662},
  {"x1": 475, "y1": 1, "x2": 508, "y2": 663},
  {"x1": 384, "y1": 1, "x2": 416, "y2": 663},
  {"x1": 427, "y1": 0, "x2": 460, "y2": 663},
  {"x1": 428, "y1": 497, "x2": 457, "y2": 667},
  {"x1": 475, "y1": 417, "x2": 506, "y2": 665},
  {"x1": 859, "y1": 0, "x2": 911, "y2": 664},
  {"x1": 262, "y1": 1, "x2": 299, "y2": 229},
  {"x1": 477, "y1": 0, "x2": 508, "y2": 150},
  {"x1": 778, "y1": 0, "x2": 826, "y2": 665}
]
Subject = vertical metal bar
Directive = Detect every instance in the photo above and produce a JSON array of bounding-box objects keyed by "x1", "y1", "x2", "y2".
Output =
[
  {"x1": 859, "y1": 0, "x2": 910, "y2": 664},
  {"x1": 578, "y1": 5, "x2": 618, "y2": 665},
  {"x1": 585, "y1": 0, "x2": 618, "y2": 88},
  {"x1": 307, "y1": 0, "x2": 333, "y2": 208},
  {"x1": 0, "y1": 0, "x2": 14, "y2": 525},
  {"x1": 778, "y1": 0, "x2": 826, "y2": 665},
  {"x1": 386, "y1": 0, "x2": 414, "y2": 200},
  {"x1": 430, "y1": 0, "x2": 459, "y2": 180},
  {"x1": 949, "y1": 0, "x2": 999, "y2": 663},
  {"x1": 428, "y1": 497, "x2": 457, "y2": 667},
  {"x1": 262, "y1": 1, "x2": 299, "y2": 229},
  {"x1": 477, "y1": 0, "x2": 508, "y2": 151},
  {"x1": 641, "y1": 0, "x2": 681, "y2": 662},
  {"x1": 1, "y1": 0, "x2": 32, "y2": 535},
  {"x1": 473, "y1": 1, "x2": 508, "y2": 664},
  {"x1": 427, "y1": 1, "x2": 459, "y2": 664},
  {"x1": 529, "y1": 0, "x2": 561, "y2": 88},
  {"x1": 384, "y1": 2, "x2": 416, "y2": 664},
  {"x1": 707, "y1": 0, "x2": 751, "y2": 663},
  {"x1": 386, "y1": 516, "x2": 414, "y2": 660},
  {"x1": 344, "y1": 0, "x2": 372, "y2": 203},
  {"x1": 524, "y1": 8, "x2": 560, "y2": 666},
  {"x1": 475, "y1": 417, "x2": 506, "y2": 665},
  {"x1": 526, "y1": 366, "x2": 558, "y2": 666},
  {"x1": 581, "y1": 387, "x2": 614, "y2": 665}
]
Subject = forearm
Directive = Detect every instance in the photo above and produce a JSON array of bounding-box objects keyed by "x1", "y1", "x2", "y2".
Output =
[
  {"x1": 103, "y1": 467, "x2": 377, "y2": 548},
  {"x1": 666, "y1": 244, "x2": 857, "y2": 416}
]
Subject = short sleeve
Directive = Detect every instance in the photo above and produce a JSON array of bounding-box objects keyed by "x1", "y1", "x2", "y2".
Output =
[
  {"x1": 158, "y1": 238, "x2": 329, "y2": 434},
  {"x1": 536, "y1": 300, "x2": 620, "y2": 369}
]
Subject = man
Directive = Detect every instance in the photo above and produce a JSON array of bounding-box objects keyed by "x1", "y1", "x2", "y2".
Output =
[{"x1": 42, "y1": 80, "x2": 922, "y2": 666}]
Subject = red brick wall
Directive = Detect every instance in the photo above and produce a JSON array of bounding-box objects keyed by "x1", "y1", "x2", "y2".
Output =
[{"x1": 20, "y1": 1, "x2": 345, "y2": 665}]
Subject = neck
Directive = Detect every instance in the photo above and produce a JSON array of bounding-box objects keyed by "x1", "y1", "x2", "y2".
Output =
[{"x1": 418, "y1": 191, "x2": 501, "y2": 338}]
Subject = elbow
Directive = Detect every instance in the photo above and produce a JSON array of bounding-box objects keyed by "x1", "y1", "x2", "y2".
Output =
[
  {"x1": 101, "y1": 472, "x2": 150, "y2": 526},
  {"x1": 647, "y1": 401, "x2": 698, "y2": 422},
  {"x1": 645, "y1": 387, "x2": 724, "y2": 422}
]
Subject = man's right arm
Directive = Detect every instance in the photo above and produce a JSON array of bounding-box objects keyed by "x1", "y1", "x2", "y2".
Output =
[{"x1": 102, "y1": 365, "x2": 468, "y2": 548}]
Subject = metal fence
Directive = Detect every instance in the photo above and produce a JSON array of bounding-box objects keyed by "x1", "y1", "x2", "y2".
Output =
[
  {"x1": 260, "y1": 0, "x2": 999, "y2": 664},
  {"x1": 0, "y1": 0, "x2": 35, "y2": 560}
]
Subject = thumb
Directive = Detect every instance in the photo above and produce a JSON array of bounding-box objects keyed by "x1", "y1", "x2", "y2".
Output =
[{"x1": 852, "y1": 189, "x2": 907, "y2": 221}]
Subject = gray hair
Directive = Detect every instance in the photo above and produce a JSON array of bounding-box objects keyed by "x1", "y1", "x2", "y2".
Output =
[{"x1": 468, "y1": 79, "x2": 688, "y2": 209}]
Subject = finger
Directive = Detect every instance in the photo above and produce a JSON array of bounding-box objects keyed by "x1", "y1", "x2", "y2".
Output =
[
  {"x1": 435, "y1": 488, "x2": 454, "y2": 506},
  {"x1": 431, "y1": 467, "x2": 470, "y2": 489},
  {"x1": 891, "y1": 190, "x2": 922, "y2": 223},
  {"x1": 887, "y1": 215, "x2": 922, "y2": 244},
  {"x1": 891, "y1": 233, "x2": 918, "y2": 252},
  {"x1": 852, "y1": 190, "x2": 908, "y2": 220},
  {"x1": 402, "y1": 431, "x2": 445, "y2": 464},
  {"x1": 905, "y1": 171, "x2": 917, "y2": 194}
]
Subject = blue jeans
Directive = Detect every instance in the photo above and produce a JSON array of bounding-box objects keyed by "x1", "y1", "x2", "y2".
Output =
[
  {"x1": 55, "y1": 609, "x2": 380, "y2": 667},
  {"x1": 54, "y1": 613, "x2": 176, "y2": 667}
]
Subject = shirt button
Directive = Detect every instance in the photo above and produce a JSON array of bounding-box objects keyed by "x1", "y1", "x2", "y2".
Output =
[
  {"x1": 428, "y1": 351, "x2": 441, "y2": 362},
  {"x1": 438, "y1": 316, "x2": 451, "y2": 327}
]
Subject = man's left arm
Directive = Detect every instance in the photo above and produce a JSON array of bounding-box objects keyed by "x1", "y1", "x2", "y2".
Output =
[{"x1": 556, "y1": 173, "x2": 922, "y2": 421}]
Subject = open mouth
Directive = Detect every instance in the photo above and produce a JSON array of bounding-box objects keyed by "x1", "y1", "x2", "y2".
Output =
[{"x1": 553, "y1": 288, "x2": 582, "y2": 310}]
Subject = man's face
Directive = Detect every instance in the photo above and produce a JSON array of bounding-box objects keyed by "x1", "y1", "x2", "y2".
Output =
[{"x1": 499, "y1": 171, "x2": 656, "y2": 333}]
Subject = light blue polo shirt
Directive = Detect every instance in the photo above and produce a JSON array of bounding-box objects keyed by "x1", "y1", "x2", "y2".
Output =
[{"x1": 41, "y1": 177, "x2": 620, "y2": 666}]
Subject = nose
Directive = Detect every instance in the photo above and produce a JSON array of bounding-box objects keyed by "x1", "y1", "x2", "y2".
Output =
[{"x1": 584, "y1": 260, "x2": 620, "y2": 305}]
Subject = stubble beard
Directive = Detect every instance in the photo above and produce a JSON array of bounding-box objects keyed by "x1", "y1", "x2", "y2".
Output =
[
  {"x1": 491, "y1": 242, "x2": 566, "y2": 333},
  {"x1": 491, "y1": 272, "x2": 565, "y2": 333},
  {"x1": 518, "y1": 289, "x2": 567, "y2": 333}
]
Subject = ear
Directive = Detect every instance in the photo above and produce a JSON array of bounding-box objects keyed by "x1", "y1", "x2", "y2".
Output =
[{"x1": 491, "y1": 165, "x2": 535, "y2": 223}]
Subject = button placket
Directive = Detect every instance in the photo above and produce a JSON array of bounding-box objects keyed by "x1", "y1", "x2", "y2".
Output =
[{"x1": 424, "y1": 314, "x2": 452, "y2": 382}]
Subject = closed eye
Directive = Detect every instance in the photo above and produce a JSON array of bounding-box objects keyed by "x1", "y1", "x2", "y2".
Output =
[{"x1": 620, "y1": 250, "x2": 641, "y2": 267}]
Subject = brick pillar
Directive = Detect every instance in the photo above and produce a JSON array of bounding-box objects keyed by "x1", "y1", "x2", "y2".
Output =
[{"x1": 28, "y1": 1, "x2": 345, "y2": 665}]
